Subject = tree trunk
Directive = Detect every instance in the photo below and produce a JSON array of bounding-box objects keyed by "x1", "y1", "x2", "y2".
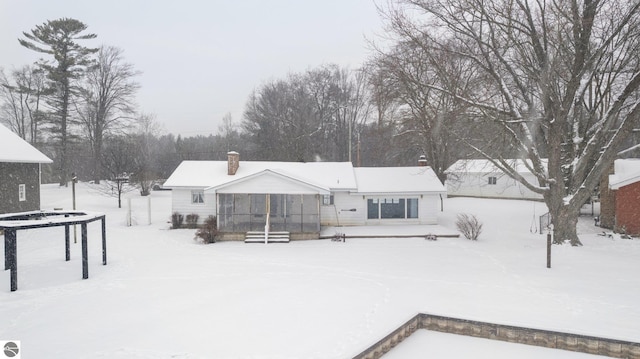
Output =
[
  {"x1": 548, "y1": 200, "x2": 583, "y2": 246},
  {"x1": 93, "y1": 129, "x2": 102, "y2": 184},
  {"x1": 59, "y1": 83, "x2": 70, "y2": 187}
]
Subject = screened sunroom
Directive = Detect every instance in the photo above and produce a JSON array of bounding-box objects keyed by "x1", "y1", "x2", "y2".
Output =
[{"x1": 217, "y1": 193, "x2": 320, "y2": 233}]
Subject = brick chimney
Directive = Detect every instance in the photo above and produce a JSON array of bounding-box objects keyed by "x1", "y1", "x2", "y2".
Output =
[
  {"x1": 227, "y1": 151, "x2": 239, "y2": 175},
  {"x1": 418, "y1": 155, "x2": 428, "y2": 167}
]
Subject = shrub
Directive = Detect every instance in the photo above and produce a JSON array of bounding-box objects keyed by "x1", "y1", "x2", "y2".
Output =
[
  {"x1": 456, "y1": 213, "x2": 483, "y2": 240},
  {"x1": 195, "y1": 215, "x2": 218, "y2": 244},
  {"x1": 171, "y1": 212, "x2": 184, "y2": 229},
  {"x1": 185, "y1": 213, "x2": 200, "y2": 229}
]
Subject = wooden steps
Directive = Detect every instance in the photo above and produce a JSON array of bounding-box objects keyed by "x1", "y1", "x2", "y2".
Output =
[{"x1": 244, "y1": 231, "x2": 290, "y2": 243}]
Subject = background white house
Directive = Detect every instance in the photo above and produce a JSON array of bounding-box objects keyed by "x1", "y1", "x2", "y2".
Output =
[
  {"x1": 163, "y1": 152, "x2": 447, "y2": 241},
  {"x1": 445, "y1": 159, "x2": 544, "y2": 200}
]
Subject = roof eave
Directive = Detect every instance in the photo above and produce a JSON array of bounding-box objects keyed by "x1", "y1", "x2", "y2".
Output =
[{"x1": 354, "y1": 190, "x2": 447, "y2": 196}]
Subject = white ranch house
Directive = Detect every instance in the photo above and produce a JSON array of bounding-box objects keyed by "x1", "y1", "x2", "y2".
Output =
[
  {"x1": 445, "y1": 159, "x2": 544, "y2": 200},
  {"x1": 163, "y1": 152, "x2": 447, "y2": 241}
]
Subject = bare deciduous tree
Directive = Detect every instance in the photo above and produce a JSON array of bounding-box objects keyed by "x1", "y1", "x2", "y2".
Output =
[
  {"x1": 0, "y1": 66, "x2": 48, "y2": 145},
  {"x1": 243, "y1": 64, "x2": 372, "y2": 163},
  {"x1": 371, "y1": 38, "x2": 479, "y2": 181},
  {"x1": 131, "y1": 113, "x2": 162, "y2": 196},
  {"x1": 77, "y1": 45, "x2": 140, "y2": 184},
  {"x1": 385, "y1": 0, "x2": 640, "y2": 245}
]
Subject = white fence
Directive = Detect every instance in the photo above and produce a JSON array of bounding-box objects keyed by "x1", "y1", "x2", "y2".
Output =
[{"x1": 126, "y1": 196, "x2": 152, "y2": 226}]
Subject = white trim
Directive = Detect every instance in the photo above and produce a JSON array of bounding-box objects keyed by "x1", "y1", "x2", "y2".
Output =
[
  {"x1": 18, "y1": 184, "x2": 26, "y2": 202},
  {"x1": 207, "y1": 169, "x2": 330, "y2": 195}
]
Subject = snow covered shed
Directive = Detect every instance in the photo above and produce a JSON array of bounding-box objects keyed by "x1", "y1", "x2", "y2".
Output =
[
  {"x1": 0, "y1": 123, "x2": 52, "y2": 214},
  {"x1": 163, "y1": 152, "x2": 447, "y2": 241},
  {"x1": 600, "y1": 158, "x2": 640, "y2": 236},
  {"x1": 445, "y1": 159, "x2": 544, "y2": 200}
]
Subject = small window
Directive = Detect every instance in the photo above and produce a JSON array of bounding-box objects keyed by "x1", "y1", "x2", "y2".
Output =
[
  {"x1": 18, "y1": 184, "x2": 26, "y2": 202},
  {"x1": 322, "y1": 195, "x2": 334, "y2": 205},
  {"x1": 488, "y1": 176, "x2": 497, "y2": 185},
  {"x1": 191, "y1": 190, "x2": 204, "y2": 204}
]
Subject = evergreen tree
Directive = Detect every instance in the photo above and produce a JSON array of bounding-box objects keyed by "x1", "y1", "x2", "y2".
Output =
[{"x1": 19, "y1": 18, "x2": 98, "y2": 185}]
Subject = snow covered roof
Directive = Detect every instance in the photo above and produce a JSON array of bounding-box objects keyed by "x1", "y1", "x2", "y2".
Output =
[
  {"x1": 0, "y1": 123, "x2": 52, "y2": 163},
  {"x1": 354, "y1": 166, "x2": 446, "y2": 194},
  {"x1": 163, "y1": 160, "x2": 357, "y2": 191},
  {"x1": 165, "y1": 159, "x2": 447, "y2": 195},
  {"x1": 609, "y1": 158, "x2": 640, "y2": 190},
  {"x1": 445, "y1": 159, "x2": 546, "y2": 174}
]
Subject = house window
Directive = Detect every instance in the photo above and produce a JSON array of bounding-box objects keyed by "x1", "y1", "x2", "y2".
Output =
[
  {"x1": 367, "y1": 197, "x2": 419, "y2": 219},
  {"x1": 367, "y1": 199, "x2": 379, "y2": 219},
  {"x1": 322, "y1": 195, "x2": 334, "y2": 205},
  {"x1": 191, "y1": 190, "x2": 205, "y2": 204},
  {"x1": 488, "y1": 176, "x2": 497, "y2": 185},
  {"x1": 18, "y1": 184, "x2": 26, "y2": 202},
  {"x1": 381, "y1": 198, "x2": 405, "y2": 219}
]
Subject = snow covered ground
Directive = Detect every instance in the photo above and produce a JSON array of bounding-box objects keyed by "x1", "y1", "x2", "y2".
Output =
[{"x1": 1, "y1": 183, "x2": 638, "y2": 358}]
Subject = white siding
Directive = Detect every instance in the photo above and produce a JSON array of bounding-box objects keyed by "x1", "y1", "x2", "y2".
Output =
[
  {"x1": 420, "y1": 194, "x2": 441, "y2": 224},
  {"x1": 363, "y1": 194, "x2": 441, "y2": 225},
  {"x1": 320, "y1": 192, "x2": 366, "y2": 226},
  {"x1": 446, "y1": 172, "x2": 542, "y2": 200},
  {"x1": 171, "y1": 188, "x2": 216, "y2": 224},
  {"x1": 320, "y1": 192, "x2": 443, "y2": 226}
]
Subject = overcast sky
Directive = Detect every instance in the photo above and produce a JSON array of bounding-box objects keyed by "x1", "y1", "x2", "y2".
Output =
[{"x1": 0, "y1": 0, "x2": 386, "y2": 137}]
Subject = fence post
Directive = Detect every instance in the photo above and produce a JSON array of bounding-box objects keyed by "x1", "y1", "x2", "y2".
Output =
[
  {"x1": 127, "y1": 197, "x2": 132, "y2": 226},
  {"x1": 546, "y1": 233, "x2": 552, "y2": 268}
]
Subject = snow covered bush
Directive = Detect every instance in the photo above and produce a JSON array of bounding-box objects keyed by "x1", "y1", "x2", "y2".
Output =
[
  {"x1": 194, "y1": 215, "x2": 218, "y2": 244},
  {"x1": 171, "y1": 212, "x2": 184, "y2": 229},
  {"x1": 185, "y1": 213, "x2": 199, "y2": 229},
  {"x1": 456, "y1": 213, "x2": 482, "y2": 241}
]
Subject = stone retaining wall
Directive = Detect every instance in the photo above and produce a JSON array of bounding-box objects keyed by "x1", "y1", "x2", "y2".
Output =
[{"x1": 353, "y1": 313, "x2": 640, "y2": 359}]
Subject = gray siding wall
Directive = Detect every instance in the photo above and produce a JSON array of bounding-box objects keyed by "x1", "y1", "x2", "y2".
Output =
[{"x1": 0, "y1": 162, "x2": 42, "y2": 214}]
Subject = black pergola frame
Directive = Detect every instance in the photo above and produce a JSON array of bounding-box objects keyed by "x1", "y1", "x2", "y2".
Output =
[{"x1": 1, "y1": 210, "x2": 107, "y2": 292}]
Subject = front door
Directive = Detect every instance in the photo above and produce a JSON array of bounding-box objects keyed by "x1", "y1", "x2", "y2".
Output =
[{"x1": 268, "y1": 194, "x2": 287, "y2": 231}]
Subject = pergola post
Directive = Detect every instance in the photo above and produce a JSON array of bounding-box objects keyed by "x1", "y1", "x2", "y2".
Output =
[
  {"x1": 5, "y1": 229, "x2": 17, "y2": 291},
  {"x1": 4, "y1": 229, "x2": 9, "y2": 270},
  {"x1": 1, "y1": 210, "x2": 107, "y2": 292},
  {"x1": 81, "y1": 223, "x2": 88, "y2": 279}
]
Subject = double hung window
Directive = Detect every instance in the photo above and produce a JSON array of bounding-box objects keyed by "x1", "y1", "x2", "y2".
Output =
[{"x1": 191, "y1": 190, "x2": 205, "y2": 204}]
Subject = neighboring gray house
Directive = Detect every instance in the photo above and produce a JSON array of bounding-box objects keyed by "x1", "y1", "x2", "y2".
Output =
[
  {"x1": 0, "y1": 123, "x2": 52, "y2": 214},
  {"x1": 163, "y1": 152, "x2": 447, "y2": 241}
]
